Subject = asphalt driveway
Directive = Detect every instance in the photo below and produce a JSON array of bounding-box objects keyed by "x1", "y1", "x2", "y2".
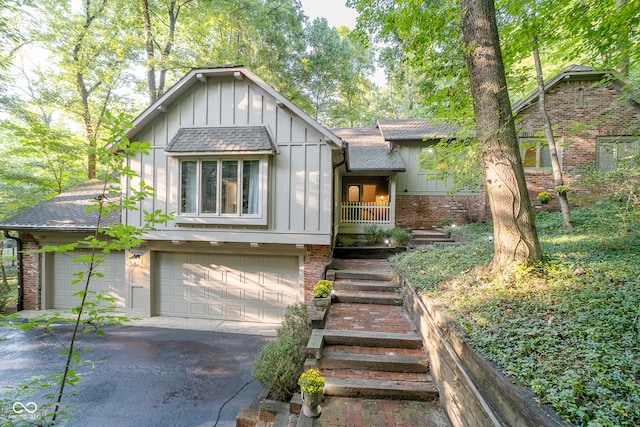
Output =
[{"x1": 0, "y1": 320, "x2": 273, "y2": 426}]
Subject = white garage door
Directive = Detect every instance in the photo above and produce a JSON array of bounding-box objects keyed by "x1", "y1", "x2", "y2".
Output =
[
  {"x1": 155, "y1": 252, "x2": 301, "y2": 323},
  {"x1": 51, "y1": 250, "x2": 126, "y2": 310}
]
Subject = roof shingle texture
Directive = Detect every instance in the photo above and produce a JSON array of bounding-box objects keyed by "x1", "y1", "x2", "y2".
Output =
[
  {"x1": 0, "y1": 180, "x2": 121, "y2": 231},
  {"x1": 377, "y1": 118, "x2": 459, "y2": 141},
  {"x1": 165, "y1": 126, "x2": 275, "y2": 153},
  {"x1": 332, "y1": 127, "x2": 406, "y2": 171}
]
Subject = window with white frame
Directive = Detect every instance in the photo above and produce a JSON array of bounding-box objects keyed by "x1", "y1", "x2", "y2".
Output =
[
  {"x1": 519, "y1": 138, "x2": 555, "y2": 170},
  {"x1": 179, "y1": 157, "x2": 266, "y2": 222},
  {"x1": 596, "y1": 137, "x2": 640, "y2": 168}
]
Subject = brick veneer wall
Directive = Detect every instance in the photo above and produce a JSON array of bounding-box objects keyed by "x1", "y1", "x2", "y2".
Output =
[
  {"x1": 303, "y1": 245, "x2": 332, "y2": 302},
  {"x1": 517, "y1": 78, "x2": 640, "y2": 206},
  {"x1": 20, "y1": 234, "x2": 41, "y2": 310},
  {"x1": 395, "y1": 194, "x2": 489, "y2": 229}
]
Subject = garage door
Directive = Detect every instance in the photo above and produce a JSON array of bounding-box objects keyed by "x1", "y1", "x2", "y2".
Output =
[
  {"x1": 51, "y1": 250, "x2": 126, "y2": 310},
  {"x1": 155, "y1": 252, "x2": 301, "y2": 323}
]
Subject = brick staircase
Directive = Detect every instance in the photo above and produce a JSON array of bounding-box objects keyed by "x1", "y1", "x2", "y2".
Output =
[
  {"x1": 305, "y1": 259, "x2": 441, "y2": 404},
  {"x1": 409, "y1": 228, "x2": 456, "y2": 247}
]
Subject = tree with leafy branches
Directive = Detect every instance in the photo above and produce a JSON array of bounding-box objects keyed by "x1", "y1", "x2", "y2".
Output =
[
  {"x1": 350, "y1": 0, "x2": 542, "y2": 272},
  {"x1": 1, "y1": 111, "x2": 172, "y2": 424}
]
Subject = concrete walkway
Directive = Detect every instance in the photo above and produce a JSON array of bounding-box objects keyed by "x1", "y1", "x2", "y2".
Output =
[{"x1": 14, "y1": 309, "x2": 278, "y2": 336}]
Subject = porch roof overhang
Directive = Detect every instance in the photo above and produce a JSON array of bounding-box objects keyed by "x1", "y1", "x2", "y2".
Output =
[{"x1": 332, "y1": 126, "x2": 406, "y2": 172}]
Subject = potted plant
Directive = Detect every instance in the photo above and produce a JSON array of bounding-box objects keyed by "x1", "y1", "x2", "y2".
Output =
[
  {"x1": 536, "y1": 191, "x2": 552, "y2": 204},
  {"x1": 298, "y1": 368, "x2": 325, "y2": 418},
  {"x1": 312, "y1": 280, "x2": 334, "y2": 307},
  {"x1": 554, "y1": 185, "x2": 569, "y2": 196}
]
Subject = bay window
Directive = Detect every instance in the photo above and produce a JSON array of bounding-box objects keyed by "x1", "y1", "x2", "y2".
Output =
[{"x1": 179, "y1": 157, "x2": 265, "y2": 223}]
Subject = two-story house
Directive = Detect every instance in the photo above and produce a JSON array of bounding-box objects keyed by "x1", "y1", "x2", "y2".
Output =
[{"x1": 2, "y1": 64, "x2": 638, "y2": 323}]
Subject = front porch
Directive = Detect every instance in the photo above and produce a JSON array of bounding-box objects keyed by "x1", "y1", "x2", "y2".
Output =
[{"x1": 338, "y1": 175, "x2": 395, "y2": 234}]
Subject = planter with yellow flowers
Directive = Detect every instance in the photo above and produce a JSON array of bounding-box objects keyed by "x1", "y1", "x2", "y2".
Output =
[{"x1": 298, "y1": 368, "x2": 325, "y2": 418}]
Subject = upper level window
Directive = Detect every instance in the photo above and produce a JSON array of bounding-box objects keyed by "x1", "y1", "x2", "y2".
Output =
[
  {"x1": 179, "y1": 157, "x2": 266, "y2": 224},
  {"x1": 596, "y1": 137, "x2": 639, "y2": 168},
  {"x1": 519, "y1": 138, "x2": 554, "y2": 170}
]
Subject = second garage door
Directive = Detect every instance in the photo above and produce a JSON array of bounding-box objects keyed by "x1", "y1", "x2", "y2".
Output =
[
  {"x1": 155, "y1": 252, "x2": 301, "y2": 323},
  {"x1": 51, "y1": 250, "x2": 126, "y2": 310}
]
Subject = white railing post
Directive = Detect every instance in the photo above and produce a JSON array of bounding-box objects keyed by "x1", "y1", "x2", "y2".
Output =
[{"x1": 340, "y1": 202, "x2": 391, "y2": 225}]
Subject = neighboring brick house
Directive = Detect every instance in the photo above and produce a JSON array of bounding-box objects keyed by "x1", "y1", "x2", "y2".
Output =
[{"x1": 512, "y1": 65, "x2": 640, "y2": 211}]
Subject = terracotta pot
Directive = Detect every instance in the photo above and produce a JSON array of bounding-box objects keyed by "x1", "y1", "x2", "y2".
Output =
[{"x1": 302, "y1": 391, "x2": 323, "y2": 417}]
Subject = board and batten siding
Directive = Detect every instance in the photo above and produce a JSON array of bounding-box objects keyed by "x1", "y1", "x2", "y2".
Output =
[
  {"x1": 124, "y1": 76, "x2": 334, "y2": 244},
  {"x1": 396, "y1": 145, "x2": 452, "y2": 194}
]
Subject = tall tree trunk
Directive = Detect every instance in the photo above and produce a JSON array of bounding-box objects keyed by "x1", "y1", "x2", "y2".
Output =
[
  {"x1": 460, "y1": 0, "x2": 542, "y2": 272},
  {"x1": 72, "y1": 0, "x2": 108, "y2": 180},
  {"x1": 141, "y1": 0, "x2": 157, "y2": 104},
  {"x1": 532, "y1": 43, "x2": 573, "y2": 231}
]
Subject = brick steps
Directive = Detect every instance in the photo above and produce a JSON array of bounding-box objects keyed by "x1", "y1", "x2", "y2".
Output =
[
  {"x1": 324, "y1": 377, "x2": 439, "y2": 401},
  {"x1": 306, "y1": 260, "x2": 441, "y2": 405},
  {"x1": 320, "y1": 351, "x2": 429, "y2": 373},
  {"x1": 334, "y1": 279, "x2": 399, "y2": 292},
  {"x1": 333, "y1": 290, "x2": 403, "y2": 305},
  {"x1": 409, "y1": 229, "x2": 456, "y2": 246},
  {"x1": 331, "y1": 269, "x2": 398, "y2": 282}
]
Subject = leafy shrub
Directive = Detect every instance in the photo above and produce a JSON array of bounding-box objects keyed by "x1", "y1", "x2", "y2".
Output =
[
  {"x1": 388, "y1": 227, "x2": 411, "y2": 246},
  {"x1": 337, "y1": 235, "x2": 355, "y2": 247},
  {"x1": 364, "y1": 224, "x2": 384, "y2": 244},
  {"x1": 252, "y1": 336, "x2": 305, "y2": 401},
  {"x1": 253, "y1": 303, "x2": 311, "y2": 401},
  {"x1": 441, "y1": 216, "x2": 454, "y2": 227}
]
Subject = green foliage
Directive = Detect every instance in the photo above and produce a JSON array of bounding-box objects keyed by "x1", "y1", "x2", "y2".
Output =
[
  {"x1": 417, "y1": 137, "x2": 484, "y2": 194},
  {"x1": 253, "y1": 336, "x2": 305, "y2": 401},
  {"x1": 392, "y1": 203, "x2": 640, "y2": 426},
  {"x1": 0, "y1": 111, "x2": 168, "y2": 424},
  {"x1": 337, "y1": 235, "x2": 356, "y2": 247},
  {"x1": 253, "y1": 303, "x2": 311, "y2": 401},
  {"x1": 440, "y1": 216, "x2": 454, "y2": 227},
  {"x1": 388, "y1": 227, "x2": 411, "y2": 246},
  {"x1": 364, "y1": 224, "x2": 385, "y2": 244},
  {"x1": 276, "y1": 302, "x2": 312, "y2": 346},
  {"x1": 580, "y1": 161, "x2": 640, "y2": 207}
]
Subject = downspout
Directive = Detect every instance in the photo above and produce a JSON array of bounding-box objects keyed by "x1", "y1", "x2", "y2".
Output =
[
  {"x1": 331, "y1": 145, "x2": 348, "y2": 249},
  {"x1": 3, "y1": 230, "x2": 23, "y2": 312}
]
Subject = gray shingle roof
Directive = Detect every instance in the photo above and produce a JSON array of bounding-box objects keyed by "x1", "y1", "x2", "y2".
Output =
[
  {"x1": 377, "y1": 118, "x2": 459, "y2": 141},
  {"x1": 332, "y1": 127, "x2": 406, "y2": 172},
  {"x1": 165, "y1": 126, "x2": 276, "y2": 153},
  {"x1": 0, "y1": 180, "x2": 121, "y2": 232}
]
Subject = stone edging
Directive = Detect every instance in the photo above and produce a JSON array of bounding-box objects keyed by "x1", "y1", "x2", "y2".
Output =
[{"x1": 402, "y1": 278, "x2": 571, "y2": 427}]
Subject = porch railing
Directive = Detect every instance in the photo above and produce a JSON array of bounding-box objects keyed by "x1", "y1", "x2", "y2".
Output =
[{"x1": 340, "y1": 202, "x2": 391, "y2": 225}]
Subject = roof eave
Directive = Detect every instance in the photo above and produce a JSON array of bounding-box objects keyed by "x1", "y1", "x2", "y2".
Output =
[{"x1": 512, "y1": 69, "x2": 617, "y2": 114}]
